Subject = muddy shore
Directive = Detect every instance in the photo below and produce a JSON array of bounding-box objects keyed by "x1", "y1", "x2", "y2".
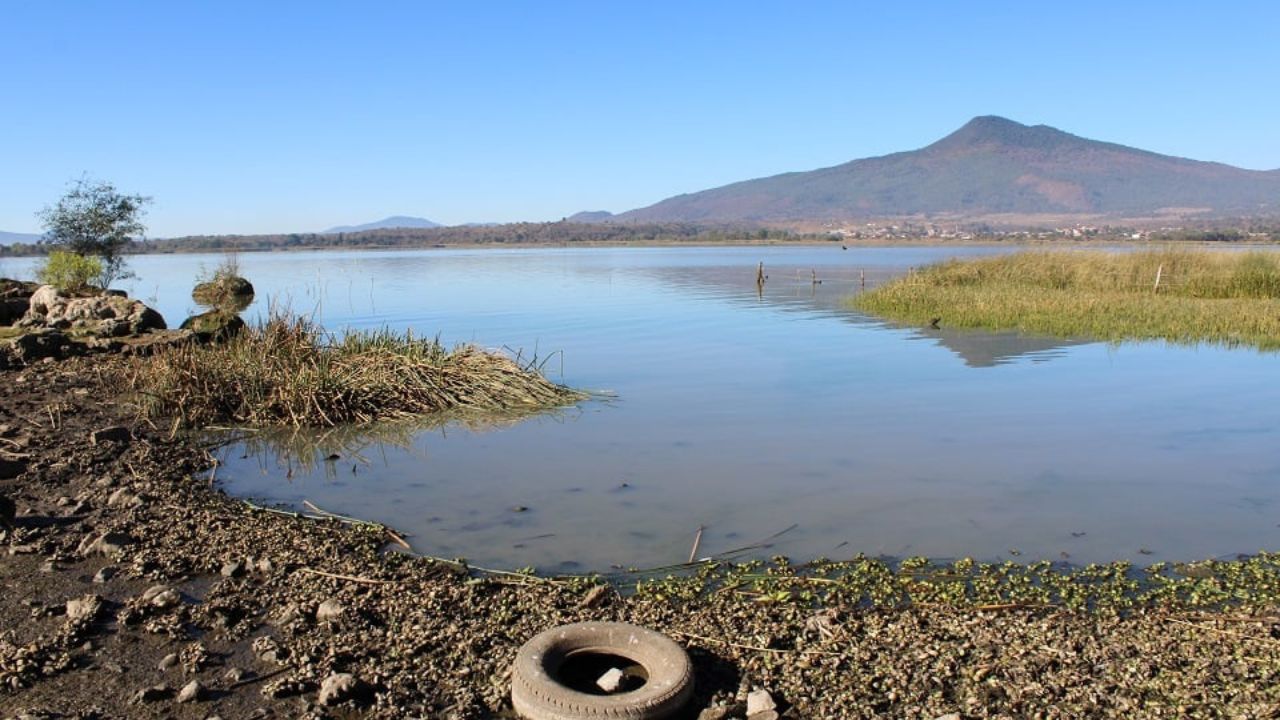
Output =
[{"x1": 2, "y1": 357, "x2": 1280, "y2": 719}]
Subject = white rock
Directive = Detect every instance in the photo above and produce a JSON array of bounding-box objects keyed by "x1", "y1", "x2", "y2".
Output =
[
  {"x1": 141, "y1": 585, "x2": 179, "y2": 609},
  {"x1": 596, "y1": 667, "x2": 624, "y2": 693},
  {"x1": 318, "y1": 673, "x2": 360, "y2": 706},
  {"x1": 177, "y1": 679, "x2": 203, "y2": 703},
  {"x1": 65, "y1": 595, "x2": 102, "y2": 623},
  {"x1": 746, "y1": 689, "x2": 777, "y2": 717},
  {"x1": 316, "y1": 598, "x2": 344, "y2": 622}
]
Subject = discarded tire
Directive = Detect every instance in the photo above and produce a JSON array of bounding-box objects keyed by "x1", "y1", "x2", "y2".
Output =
[{"x1": 511, "y1": 621, "x2": 694, "y2": 720}]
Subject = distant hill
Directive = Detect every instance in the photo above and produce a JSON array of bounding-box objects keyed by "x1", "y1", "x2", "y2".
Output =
[
  {"x1": 322, "y1": 216, "x2": 441, "y2": 233},
  {"x1": 0, "y1": 230, "x2": 42, "y2": 245},
  {"x1": 616, "y1": 116, "x2": 1280, "y2": 223},
  {"x1": 567, "y1": 211, "x2": 614, "y2": 223}
]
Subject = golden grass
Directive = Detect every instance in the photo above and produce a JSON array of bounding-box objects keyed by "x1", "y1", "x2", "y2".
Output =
[
  {"x1": 852, "y1": 249, "x2": 1280, "y2": 350},
  {"x1": 128, "y1": 312, "x2": 584, "y2": 428}
]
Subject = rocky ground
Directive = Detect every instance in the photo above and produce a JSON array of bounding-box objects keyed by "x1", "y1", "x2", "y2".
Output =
[{"x1": 2, "y1": 356, "x2": 1280, "y2": 719}]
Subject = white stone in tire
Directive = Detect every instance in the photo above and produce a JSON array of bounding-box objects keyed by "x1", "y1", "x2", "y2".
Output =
[{"x1": 511, "y1": 621, "x2": 694, "y2": 720}]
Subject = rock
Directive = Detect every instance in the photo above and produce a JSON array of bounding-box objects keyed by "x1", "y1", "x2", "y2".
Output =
[
  {"x1": 746, "y1": 690, "x2": 777, "y2": 717},
  {"x1": 317, "y1": 673, "x2": 367, "y2": 706},
  {"x1": 65, "y1": 595, "x2": 102, "y2": 623},
  {"x1": 0, "y1": 297, "x2": 31, "y2": 325},
  {"x1": 180, "y1": 310, "x2": 245, "y2": 341},
  {"x1": 5, "y1": 329, "x2": 73, "y2": 365},
  {"x1": 316, "y1": 598, "x2": 344, "y2": 623},
  {"x1": 90, "y1": 426, "x2": 132, "y2": 446},
  {"x1": 254, "y1": 557, "x2": 275, "y2": 574},
  {"x1": 697, "y1": 706, "x2": 739, "y2": 720},
  {"x1": 932, "y1": 715, "x2": 961, "y2": 720},
  {"x1": 23, "y1": 285, "x2": 166, "y2": 337},
  {"x1": 158, "y1": 653, "x2": 178, "y2": 671},
  {"x1": 252, "y1": 636, "x2": 286, "y2": 664},
  {"x1": 177, "y1": 680, "x2": 204, "y2": 703},
  {"x1": 596, "y1": 667, "x2": 624, "y2": 693},
  {"x1": 107, "y1": 488, "x2": 143, "y2": 508},
  {"x1": 141, "y1": 585, "x2": 180, "y2": 609},
  {"x1": 224, "y1": 667, "x2": 248, "y2": 684},
  {"x1": 192, "y1": 276, "x2": 255, "y2": 307},
  {"x1": 80, "y1": 531, "x2": 133, "y2": 557},
  {"x1": 221, "y1": 559, "x2": 247, "y2": 578},
  {"x1": 580, "y1": 584, "x2": 611, "y2": 609},
  {"x1": 8, "y1": 544, "x2": 37, "y2": 555},
  {"x1": 92, "y1": 565, "x2": 117, "y2": 584},
  {"x1": 130, "y1": 684, "x2": 171, "y2": 704}
]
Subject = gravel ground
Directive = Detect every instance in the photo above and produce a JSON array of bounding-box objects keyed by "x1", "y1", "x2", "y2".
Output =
[{"x1": 2, "y1": 356, "x2": 1280, "y2": 719}]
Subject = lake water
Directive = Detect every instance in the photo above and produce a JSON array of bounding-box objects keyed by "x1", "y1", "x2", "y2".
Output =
[{"x1": 8, "y1": 245, "x2": 1280, "y2": 571}]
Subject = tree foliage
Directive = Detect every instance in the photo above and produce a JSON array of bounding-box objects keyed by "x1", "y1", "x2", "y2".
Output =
[
  {"x1": 36, "y1": 250, "x2": 103, "y2": 291},
  {"x1": 37, "y1": 177, "x2": 151, "y2": 287}
]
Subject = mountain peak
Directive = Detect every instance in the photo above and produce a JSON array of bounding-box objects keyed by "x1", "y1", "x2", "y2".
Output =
[
  {"x1": 927, "y1": 115, "x2": 1080, "y2": 153},
  {"x1": 323, "y1": 216, "x2": 441, "y2": 234}
]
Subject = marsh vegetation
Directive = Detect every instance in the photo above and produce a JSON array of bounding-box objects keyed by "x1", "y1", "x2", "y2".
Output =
[
  {"x1": 853, "y1": 248, "x2": 1280, "y2": 349},
  {"x1": 129, "y1": 311, "x2": 584, "y2": 428}
]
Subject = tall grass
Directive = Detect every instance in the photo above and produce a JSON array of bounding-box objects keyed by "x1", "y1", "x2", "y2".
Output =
[
  {"x1": 852, "y1": 249, "x2": 1280, "y2": 350},
  {"x1": 129, "y1": 312, "x2": 584, "y2": 427}
]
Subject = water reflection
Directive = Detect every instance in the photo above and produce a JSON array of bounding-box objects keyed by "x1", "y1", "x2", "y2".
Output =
[
  {"x1": 644, "y1": 262, "x2": 1086, "y2": 367},
  {"x1": 82, "y1": 245, "x2": 1279, "y2": 572}
]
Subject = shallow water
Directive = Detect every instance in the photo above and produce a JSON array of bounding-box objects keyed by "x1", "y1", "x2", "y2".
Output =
[{"x1": 9, "y1": 245, "x2": 1279, "y2": 570}]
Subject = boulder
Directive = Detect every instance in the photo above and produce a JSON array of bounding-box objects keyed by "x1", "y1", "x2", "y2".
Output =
[
  {"x1": 21, "y1": 285, "x2": 166, "y2": 337},
  {"x1": 180, "y1": 310, "x2": 245, "y2": 341},
  {"x1": 192, "y1": 276, "x2": 254, "y2": 309}
]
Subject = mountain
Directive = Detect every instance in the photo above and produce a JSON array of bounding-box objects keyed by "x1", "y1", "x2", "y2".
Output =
[
  {"x1": 0, "y1": 230, "x2": 42, "y2": 244},
  {"x1": 567, "y1": 210, "x2": 614, "y2": 223},
  {"x1": 323, "y1": 216, "x2": 441, "y2": 233},
  {"x1": 615, "y1": 116, "x2": 1280, "y2": 223}
]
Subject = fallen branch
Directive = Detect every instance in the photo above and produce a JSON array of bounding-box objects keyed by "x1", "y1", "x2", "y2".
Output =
[{"x1": 296, "y1": 567, "x2": 391, "y2": 585}]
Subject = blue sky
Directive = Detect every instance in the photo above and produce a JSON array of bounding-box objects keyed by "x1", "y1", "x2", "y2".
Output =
[{"x1": 2, "y1": 1, "x2": 1278, "y2": 236}]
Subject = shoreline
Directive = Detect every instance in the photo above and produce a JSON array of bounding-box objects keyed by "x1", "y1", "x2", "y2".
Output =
[
  {"x1": 2, "y1": 355, "x2": 1280, "y2": 717},
  {"x1": 5, "y1": 236, "x2": 1280, "y2": 262}
]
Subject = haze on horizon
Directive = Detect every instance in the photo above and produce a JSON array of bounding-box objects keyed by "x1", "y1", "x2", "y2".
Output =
[{"x1": 2, "y1": 1, "x2": 1278, "y2": 237}]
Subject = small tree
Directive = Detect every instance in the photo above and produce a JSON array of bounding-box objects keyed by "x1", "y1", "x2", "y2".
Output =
[
  {"x1": 37, "y1": 176, "x2": 151, "y2": 288},
  {"x1": 36, "y1": 250, "x2": 103, "y2": 292}
]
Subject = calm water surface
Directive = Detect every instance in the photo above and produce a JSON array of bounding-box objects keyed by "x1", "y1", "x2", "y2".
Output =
[{"x1": 9, "y1": 246, "x2": 1278, "y2": 570}]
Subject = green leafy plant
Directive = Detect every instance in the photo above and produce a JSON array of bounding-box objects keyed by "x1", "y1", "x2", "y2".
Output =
[{"x1": 36, "y1": 250, "x2": 104, "y2": 291}]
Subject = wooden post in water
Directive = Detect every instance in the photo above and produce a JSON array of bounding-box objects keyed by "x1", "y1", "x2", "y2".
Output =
[
  {"x1": 860, "y1": 268, "x2": 865, "y2": 288},
  {"x1": 1153, "y1": 263, "x2": 1164, "y2": 293}
]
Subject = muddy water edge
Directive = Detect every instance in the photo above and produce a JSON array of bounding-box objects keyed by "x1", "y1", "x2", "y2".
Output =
[{"x1": 2, "y1": 355, "x2": 1280, "y2": 718}]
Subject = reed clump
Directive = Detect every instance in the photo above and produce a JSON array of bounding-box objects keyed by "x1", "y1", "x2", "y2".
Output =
[
  {"x1": 129, "y1": 312, "x2": 584, "y2": 427},
  {"x1": 853, "y1": 249, "x2": 1280, "y2": 349}
]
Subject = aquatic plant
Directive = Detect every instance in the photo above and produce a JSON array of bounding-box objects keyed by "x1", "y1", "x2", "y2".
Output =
[
  {"x1": 852, "y1": 248, "x2": 1280, "y2": 349},
  {"x1": 128, "y1": 310, "x2": 584, "y2": 427}
]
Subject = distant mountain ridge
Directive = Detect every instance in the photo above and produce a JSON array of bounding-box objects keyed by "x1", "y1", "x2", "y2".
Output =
[
  {"x1": 0, "y1": 230, "x2": 42, "y2": 244},
  {"x1": 609, "y1": 116, "x2": 1280, "y2": 223},
  {"x1": 323, "y1": 215, "x2": 441, "y2": 233}
]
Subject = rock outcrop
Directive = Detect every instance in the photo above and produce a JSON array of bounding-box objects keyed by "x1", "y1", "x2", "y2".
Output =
[{"x1": 21, "y1": 285, "x2": 166, "y2": 337}]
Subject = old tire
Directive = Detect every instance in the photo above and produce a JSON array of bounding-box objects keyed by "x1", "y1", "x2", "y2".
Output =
[{"x1": 511, "y1": 621, "x2": 694, "y2": 720}]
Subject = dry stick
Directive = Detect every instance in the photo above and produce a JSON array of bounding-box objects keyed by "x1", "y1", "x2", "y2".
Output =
[
  {"x1": 226, "y1": 666, "x2": 289, "y2": 690},
  {"x1": 1165, "y1": 616, "x2": 1280, "y2": 646},
  {"x1": 688, "y1": 525, "x2": 705, "y2": 564},
  {"x1": 1153, "y1": 263, "x2": 1164, "y2": 293},
  {"x1": 302, "y1": 499, "x2": 412, "y2": 549},
  {"x1": 297, "y1": 567, "x2": 391, "y2": 585}
]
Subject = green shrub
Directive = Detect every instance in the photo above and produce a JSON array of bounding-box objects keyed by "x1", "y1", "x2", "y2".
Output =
[{"x1": 36, "y1": 250, "x2": 103, "y2": 291}]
